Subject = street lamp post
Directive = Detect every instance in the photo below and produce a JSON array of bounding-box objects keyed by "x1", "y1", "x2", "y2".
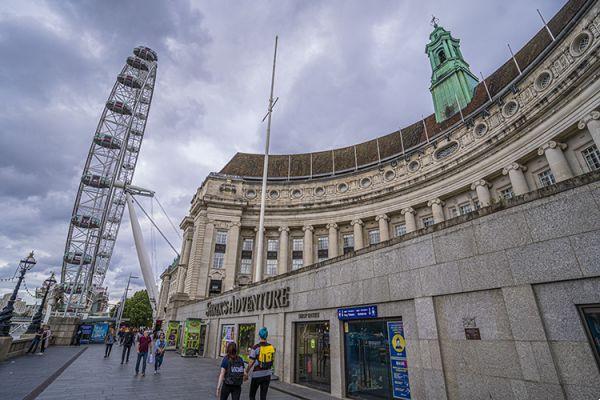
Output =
[
  {"x1": 0, "y1": 251, "x2": 37, "y2": 337},
  {"x1": 26, "y1": 272, "x2": 57, "y2": 334}
]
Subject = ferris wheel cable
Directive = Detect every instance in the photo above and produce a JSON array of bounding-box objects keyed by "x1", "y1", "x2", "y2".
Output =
[
  {"x1": 154, "y1": 195, "x2": 182, "y2": 240},
  {"x1": 130, "y1": 194, "x2": 180, "y2": 257}
]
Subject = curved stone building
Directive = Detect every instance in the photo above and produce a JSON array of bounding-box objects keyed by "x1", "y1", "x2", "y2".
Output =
[{"x1": 158, "y1": 1, "x2": 600, "y2": 398}]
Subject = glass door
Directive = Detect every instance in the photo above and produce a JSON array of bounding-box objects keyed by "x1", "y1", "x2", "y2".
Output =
[
  {"x1": 295, "y1": 321, "x2": 331, "y2": 392},
  {"x1": 238, "y1": 323, "x2": 256, "y2": 362},
  {"x1": 344, "y1": 320, "x2": 391, "y2": 399}
]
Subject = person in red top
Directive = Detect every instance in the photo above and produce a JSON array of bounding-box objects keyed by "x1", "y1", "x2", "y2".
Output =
[{"x1": 135, "y1": 330, "x2": 152, "y2": 377}]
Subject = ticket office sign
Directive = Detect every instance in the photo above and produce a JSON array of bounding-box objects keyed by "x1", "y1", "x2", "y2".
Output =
[{"x1": 387, "y1": 320, "x2": 411, "y2": 400}]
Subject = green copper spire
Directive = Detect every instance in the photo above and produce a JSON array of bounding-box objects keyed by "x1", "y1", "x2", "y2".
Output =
[{"x1": 426, "y1": 18, "x2": 478, "y2": 122}]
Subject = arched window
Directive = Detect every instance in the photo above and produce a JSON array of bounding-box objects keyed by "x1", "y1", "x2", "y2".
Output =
[{"x1": 437, "y1": 49, "x2": 447, "y2": 64}]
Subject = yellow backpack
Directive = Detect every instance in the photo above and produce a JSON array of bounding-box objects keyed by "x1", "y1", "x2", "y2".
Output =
[{"x1": 257, "y1": 343, "x2": 275, "y2": 369}]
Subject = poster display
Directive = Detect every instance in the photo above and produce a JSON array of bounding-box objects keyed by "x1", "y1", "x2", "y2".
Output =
[
  {"x1": 90, "y1": 322, "x2": 109, "y2": 343},
  {"x1": 387, "y1": 321, "x2": 411, "y2": 399},
  {"x1": 182, "y1": 319, "x2": 202, "y2": 357},
  {"x1": 220, "y1": 324, "x2": 235, "y2": 356},
  {"x1": 166, "y1": 321, "x2": 180, "y2": 350}
]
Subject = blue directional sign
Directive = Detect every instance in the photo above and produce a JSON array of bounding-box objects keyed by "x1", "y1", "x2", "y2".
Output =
[{"x1": 337, "y1": 305, "x2": 377, "y2": 320}]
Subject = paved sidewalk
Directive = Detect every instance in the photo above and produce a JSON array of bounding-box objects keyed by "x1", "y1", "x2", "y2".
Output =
[{"x1": 1, "y1": 344, "x2": 338, "y2": 400}]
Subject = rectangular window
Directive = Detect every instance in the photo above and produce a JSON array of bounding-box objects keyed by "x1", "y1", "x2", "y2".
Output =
[
  {"x1": 240, "y1": 258, "x2": 252, "y2": 274},
  {"x1": 342, "y1": 234, "x2": 354, "y2": 254},
  {"x1": 215, "y1": 230, "x2": 228, "y2": 245},
  {"x1": 449, "y1": 207, "x2": 459, "y2": 218},
  {"x1": 292, "y1": 238, "x2": 304, "y2": 251},
  {"x1": 292, "y1": 258, "x2": 303, "y2": 270},
  {"x1": 266, "y1": 259, "x2": 278, "y2": 276},
  {"x1": 317, "y1": 236, "x2": 329, "y2": 250},
  {"x1": 242, "y1": 238, "x2": 254, "y2": 251},
  {"x1": 578, "y1": 304, "x2": 600, "y2": 369},
  {"x1": 500, "y1": 187, "x2": 514, "y2": 200},
  {"x1": 295, "y1": 321, "x2": 331, "y2": 392},
  {"x1": 209, "y1": 279, "x2": 222, "y2": 295},
  {"x1": 459, "y1": 203, "x2": 472, "y2": 215},
  {"x1": 368, "y1": 229, "x2": 380, "y2": 245},
  {"x1": 267, "y1": 239, "x2": 279, "y2": 252},
  {"x1": 394, "y1": 224, "x2": 406, "y2": 237},
  {"x1": 582, "y1": 145, "x2": 600, "y2": 171},
  {"x1": 422, "y1": 216, "x2": 434, "y2": 227},
  {"x1": 212, "y1": 252, "x2": 224, "y2": 269},
  {"x1": 538, "y1": 169, "x2": 556, "y2": 187}
]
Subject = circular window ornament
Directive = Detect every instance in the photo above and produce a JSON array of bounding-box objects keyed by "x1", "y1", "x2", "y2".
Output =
[
  {"x1": 502, "y1": 100, "x2": 519, "y2": 118},
  {"x1": 245, "y1": 189, "x2": 257, "y2": 200},
  {"x1": 269, "y1": 190, "x2": 279, "y2": 200},
  {"x1": 407, "y1": 160, "x2": 421, "y2": 172},
  {"x1": 474, "y1": 123, "x2": 488, "y2": 137},
  {"x1": 291, "y1": 189, "x2": 303, "y2": 199},
  {"x1": 434, "y1": 142, "x2": 459, "y2": 160},
  {"x1": 337, "y1": 183, "x2": 349, "y2": 193},
  {"x1": 535, "y1": 71, "x2": 552, "y2": 91},
  {"x1": 359, "y1": 177, "x2": 372, "y2": 188},
  {"x1": 570, "y1": 31, "x2": 591, "y2": 57},
  {"x1": 384, "y1": 169, "x2": 396, "y2": 181},
  {"x1": 314, "y1": 186, "x2": 326, "y2": 197}
]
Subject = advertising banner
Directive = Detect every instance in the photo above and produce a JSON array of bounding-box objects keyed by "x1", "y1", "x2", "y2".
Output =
[
  {"x1": 166, "y1": 321, "x2": 180, "y2": 350},
  {"x1": 90, "y1": 322, "x2": 109, "y2": 343},
  {"x1": 220, "y1": 324, "x2": 235, "y2": 356},
  {"x1": 387, "y1": 320, "x2": 411, "y2": 399},
  {"x1": 182, "y1": 319, "x2": 202, "y2": 357}
]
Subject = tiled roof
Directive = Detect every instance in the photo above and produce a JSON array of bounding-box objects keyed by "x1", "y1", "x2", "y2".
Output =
[{"x1": 220, "y1": 0, "x2": 588, "y2": 179}]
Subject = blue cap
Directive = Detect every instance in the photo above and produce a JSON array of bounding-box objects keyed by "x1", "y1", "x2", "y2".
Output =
[{"x1": 259, "y1": 327, "x2": 268, "y2": 339}]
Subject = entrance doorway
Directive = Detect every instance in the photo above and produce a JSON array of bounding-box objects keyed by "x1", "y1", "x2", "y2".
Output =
[
  {"x1": 294, "y1": 321, "x2": 331, "y2": 392},
  {"x1": 238, "y1": 323, "x2": 256, "y2": 362}
]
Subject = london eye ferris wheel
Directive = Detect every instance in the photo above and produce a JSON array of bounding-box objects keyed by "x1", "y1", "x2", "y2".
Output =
[{"x1": 60, "y1": 46, "x2": 158, "y2": 314}]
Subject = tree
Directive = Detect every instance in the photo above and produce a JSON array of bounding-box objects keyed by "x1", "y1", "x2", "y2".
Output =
[{"x1": 122, "y1": 290, "x2": 152, "y2": 328}]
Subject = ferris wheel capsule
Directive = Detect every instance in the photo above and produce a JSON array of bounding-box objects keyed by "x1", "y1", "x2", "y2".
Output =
[
  {"x1": 133, "y1": 46, "x2": 157, "y2": 62},
  {"x1": 93, "y1": 133, "x2": 122, "y2": 149},
  {"x1": 71, "y1": 214, "x2": 101, "y2": 229},
  {"x1": 135, "y1": 112, "x2": 146, "y2": 120},
  {"x1": 127, "y1": 144, "x2": 140, "y2": 153},
  {"x1": 106, "y1": 100, "x2": 132, "y2": 115},
  {"x1": 117, "y1": 74, "x2": 143, "y2": 89},
  {"x1": 126, "y1": 56, "x2": 149, "y2": 71},
  {"x1": 122, "y1": 163, "x2": 135, "y2": 170},
  {"x1": 81, "y1": 173, "x2": 111, "y2": 188},
  {"x1": 130, "y1": 128, "x2": 143, "y2": 137},
  {"x1": 64, "y1": 251, "x2": 92, "y2": 265}
]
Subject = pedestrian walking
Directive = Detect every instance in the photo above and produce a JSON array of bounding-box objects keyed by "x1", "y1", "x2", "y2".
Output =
[
  {"x1": 44, "y1": 325, "x2": 52, "y2": 349},
  {"x1": 121, "y1": 327, "x2": 134, "y2": 364},
  {"x1": 74, "y1": 326, "x2": 82, "y2": 346},
  {"x1": 217, "y1": 342, "x2": 245, "y2": 400},
  {"x1": 135, "y1": 329, "x2": 152, "y2": 376},
  {"x1": 245, "y1": 327, "x2": 275, "y2": 400},
  {"x1": 39, "y1": 326, "x2": 49, "y2": 354},
  {"x1": 153, "y1": 332, "x2": 166, "y2": 374},
  {"x1": 26, "y1": 327, "x2": 42, "y2": 354},
  {"x1": 104, "y1": 327, "x2": 116, "y2": 358},
  {"x1": 118, "y1": 327, "x2": 125, "y2": 345}
]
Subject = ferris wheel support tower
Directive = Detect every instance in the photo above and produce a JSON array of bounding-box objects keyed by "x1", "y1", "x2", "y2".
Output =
[{"x1": 61, "y1": 46, "x2": 158, "y2": 315}]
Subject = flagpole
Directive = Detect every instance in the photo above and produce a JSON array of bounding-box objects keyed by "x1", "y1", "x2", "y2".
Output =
[
  {"x1": 255, "y1": 36, "x2": 278, "y2": 283},
  {"x1": 480, "y1": 72, "x2": 493, "y2": 103},
  {"x1": 537, "y1": 9, "x2": 555, "y2": 41},
  {"x1": 421, "y1": 115, "x2": 430, "y2": 144},
  {"x1": 507, "y1": 43, "x2": 522, "y2": 75},
  {"x1": 454, "y1": 92, "x2": 465, "y2": 123}
]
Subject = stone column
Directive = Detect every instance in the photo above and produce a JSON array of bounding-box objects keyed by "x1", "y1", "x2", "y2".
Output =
[
  {"x1": 578, "y1": 110, "x2": 600, "y2": 148},
  {"x1": 176, "y1": 265, "x2": 187, "y2": 294},
  {"x1": 537, "y1": 140, "x2": 573, "y2": 182},
  {"x1": 223, "y1": 222, "x2": 241, "y2": 291},
  {"x1": 278, "y1": 226, "x2": 289, "y2": 275},
  {"x1": 177, "y1": 229, "x2": 192, "y2": 293},
  {"x1": 302, "y1": 225, "x2": 314, "y2": 267},
  {"x1": 502, "y1": 163, "x2": 529, "y2": 196},
  {"x1": 427, "y1": 198, "x2": 445, "y2": 224},
  {"x1": 375, "y1": 214, "x2": 390, "y2": 241},
  {"x1": 401, "y1": 208, "x2": 416, "y2": 233},
  {"x1": 471, "y1": 179, "x2": 492, "y2": 207},
  {"x1": 327, "y1": 223, "x2": 339, "y2": 258},
  {"x1": 351, "y1": 219, "x2": 364, "y2": 250}
]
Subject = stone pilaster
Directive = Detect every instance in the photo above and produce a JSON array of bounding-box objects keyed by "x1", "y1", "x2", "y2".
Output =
[
  {"x1": 375, "y1": 214, "x2": 390, "y2": 241},
  {"x1": 578, "y1": 110, "x2": 600, "y2": 148},
  {"x1": 184, "y1": 214, "x2": 209, "y2": 298},
  {"x1": 302, "y1": 225, "x2": 314, "y2": 266},
  {"x1": 223, "y1": 221, "x2": 241, "y2": 291},
  {"x1": 502, "y1": 163, "x2": 529, "y2": 196},
  {"x1": 471, "y1": 179, "x2": 491, "y2": 207},
  {"x1": 177, "y1": 227, "x2": 193, "y2": 294},
  {"x1": 327, "y1": 223, "x2": 339, "y2": 258},
  {"x1": 351, "y1": 219, "x2": 364, "y2": 250},
  {"x1": 537, "y1": 141, "x2": 573, "y2": 182},
  {"x1": 427, "y1": 198, "x2": 445, "y2": 224},
  {"x1": 401, "y1": 208, "x2": 416, "y2": 233},
  {"x1": 278, "y1": 226, "x2": 289, "y2": 275}
]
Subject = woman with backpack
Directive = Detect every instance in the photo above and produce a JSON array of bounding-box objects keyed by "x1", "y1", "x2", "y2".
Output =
[{"x1": 216, "y1": 342, "x2": 246, "y2": 400}]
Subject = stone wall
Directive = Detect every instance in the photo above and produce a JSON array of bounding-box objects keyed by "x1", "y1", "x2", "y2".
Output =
[
  {"x1": 176, "y1": 173, "x2": 600, "y2": 399},
  {"x1": 48, "y1": 316, "x2": 80, "y2": 346}
]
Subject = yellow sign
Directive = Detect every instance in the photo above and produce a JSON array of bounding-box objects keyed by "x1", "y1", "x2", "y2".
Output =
[{"x1": 391, "y1": 333, "x2": 406, "y2": 353}]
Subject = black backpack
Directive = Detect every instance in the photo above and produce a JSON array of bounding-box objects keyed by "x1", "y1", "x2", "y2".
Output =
[{"x1": 224, "y1": 357, "x2": 245, "y2": 386}]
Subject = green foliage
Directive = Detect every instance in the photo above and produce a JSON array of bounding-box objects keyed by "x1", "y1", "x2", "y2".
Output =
[{"x1": 122, "y1": 290, "x2": 152, "y2": 328}]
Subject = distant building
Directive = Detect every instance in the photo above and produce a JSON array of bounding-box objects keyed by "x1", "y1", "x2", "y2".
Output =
[
  {"x1": 158, "y1": 1, "x2": 600, "y2": 398},
  {"x1": 1, "y1": 293, "x2": 30, "y2": 316}
]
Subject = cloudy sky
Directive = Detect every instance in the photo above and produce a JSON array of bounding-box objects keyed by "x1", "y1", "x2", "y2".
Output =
[{"x1": 0, "y1": 0, "x2": 565, "y2": 305}]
